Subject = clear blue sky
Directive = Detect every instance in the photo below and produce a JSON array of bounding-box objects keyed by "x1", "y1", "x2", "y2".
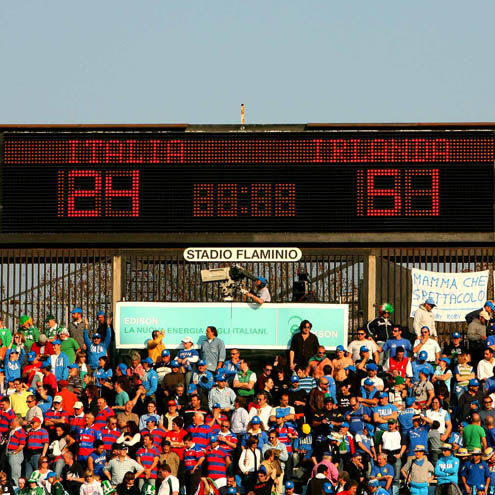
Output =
[{"x1": 1, "y1": 1, "x2": 494, "y2": 124}]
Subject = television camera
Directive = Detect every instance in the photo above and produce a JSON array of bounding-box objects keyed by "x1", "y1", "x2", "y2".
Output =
[
  {"x1": 292, "y1": 267, "x2": 319, "y2": 302},
  {"x1": 200, "y1": 265, "x2": 259, "y2": 301}
]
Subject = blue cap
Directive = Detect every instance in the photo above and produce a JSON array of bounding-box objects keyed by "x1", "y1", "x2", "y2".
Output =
[
  {"x1": 47, "y1": 472, "x2": 57, "y2": 479},
  {"x1": 215, "y1": 374, "x2": 226, "y2": 382},
  {"x1": 364, "y1": 378, "x2": 374, "y2": 386},
  {"x1": 405, "y1": 397, "x2": 416, "y2": 407},
  {"x1": 488, "y1": 336, "x2": 495, "y2": 347},
  {"x1": 425, "y1": 297, "x2": 436, "y2": 306},
  {"x1": 171, "y1": 360, "x2": 179, "y2": 367},
  {"x1": 27, "y1": 351, "x2": 36, "y2": 363},
  {"x1": 0, "y1": 368, "x2": 5, "y2": 373},
  {"x1": 345, "y1": 365, "x2": 356, "y2": 372},
  {"x1": 285, "y1": 481, "x2": 294, "y2": 490},
  {"x1": 323, "y1": 482, "x2": 333, "y2": 494},
  {"x1": 379, "y1": 392, "x2": 388, "y2": 399},
  {"x1": 257, "y1": 276, "x2": 267, "y2": 285},
  {"x1": 198, "y1": 359, "x2": 206, "y2": 366},
  {"x1": 93, "y1": 333, "x2": 101, "y2": 339},
  {"x1": 212, "y1": 403, "x2": 221, "y2": 409},
  {"x1": 118, "y1": 363, "x2": 128, "y2": 374},
  {"x1": 71, "y1": 307, "x2": 83, "y2": 314},
  {"x1": 469, "y1": 379, "x2": 480, "y2": 387},
  {"x1": 96, "y1": 311, "x2": 105, "y2": 317},
  {"x1": 259, "y1": 465, "x2": 267, "y2": 475},
  {"x1": 366, "y1": 363, "x2": 378, "y2": 371},
  {"x1": 42, "y1": 360, "x2": 51, "y2": 369},
  {"x1": 210, "y1": 434, "x2": 218, "y2": 442},
  {"x1": 145, "y1": 415, "x2": 159, "y2": 424},
  {"x1": 360, "y1": 345, "x2": 369, "y2": 353},
  {"x1": 336, "y1": 345, "x2": 345, "y2": 352},
  {"x1": 52, "y1": 339, "x2": 61, "y2": 346},
  {"x1": 251, "y1": 416, "x2": 261, "y2": 425},
  {"x1": 453, "y1": 332, "x2": 461, "y2": 339},
  {"x1": 418, "y1": 351, "x2": 428, "y2": 361},
  {"x1": 364, "y1": 423, "x2": 374, "y2": 434},
  {"x1": 369, "y1": 479, "x2": 379, "y2": 487},
  {"x1": 227, "y1": 489, "x2": 236, "y2": 495},
  {"x1": 68, "y1": 363, "x2": 79, "y2": 369},
  {"x1": 187, "y1": 384, "x2": 197, "y2": 394},
  {"x1": 341, "y1": 421, "x2": 350, "y2": 428},
  {"x1": 161, "y1": 349, "x2": 170, "y2": 357},
  {"x1": 439, "y1": 357, "x2": 451, "y2": 365},
  {"x1": 486, "y1": 301, "x2": 495, "y2": 310},
  {"x1": 461, "y1": 421, "x2": 469, "y2": 427},
  {"x1": 290, "y1": 375, "x2": 299, "y2": 383},
  {"x1": 141, "y1": 357, "x2": 153, "y2": 365}
]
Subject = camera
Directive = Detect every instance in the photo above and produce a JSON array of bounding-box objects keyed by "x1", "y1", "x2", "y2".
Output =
[
  {"x1": 201, "y1": 265, "x2": 258, "y2": 301},
  {"x1": 292, "y1": 267, "x2": 318, "y2": 302}
]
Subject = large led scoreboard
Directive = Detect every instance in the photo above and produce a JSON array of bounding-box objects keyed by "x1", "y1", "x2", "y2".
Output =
[{"x1": 0, "y1": 126, "x2": 493, "y2": 235}]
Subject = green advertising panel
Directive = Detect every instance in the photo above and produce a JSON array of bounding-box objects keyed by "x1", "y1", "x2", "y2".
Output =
[{"x1": 116, "y1": 302, "x2": 348, "y2": 350}]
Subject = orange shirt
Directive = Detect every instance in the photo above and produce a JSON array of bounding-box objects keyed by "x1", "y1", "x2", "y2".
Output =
[{"x1": 58, "y1": 388, "x2": 78, "y2": 415}]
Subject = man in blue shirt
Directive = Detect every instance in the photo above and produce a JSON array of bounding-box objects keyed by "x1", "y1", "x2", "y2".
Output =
[
  {"x1": 461, "y1": 448, "x2": 490, "y2": 495},
  {"x1": 141, "y1": 358, "x2": 158, "y2": 397},
  {"x1": 435, "y1": 443, "x2": 459, "y2": 492},
  {"x1": 407, "y1": 415, "x2": 430, "y2": 457},
  {"x1": 399, "y1": 397, "x2": 419, "y2": 435},
  {"x1": 371, "y1": 452, "x2": 394, "y2": 493},
  {"x1": 373, "y1": 393, "x2": 398, "y2": 433},
  {"x1": 412, "y1": 351, "x2": 434, "y2": 383},
  {"x1": 382, "y1": 326, "x2": 412, "y2": 358}
]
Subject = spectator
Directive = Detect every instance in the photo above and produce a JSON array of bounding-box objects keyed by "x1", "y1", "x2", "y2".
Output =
[
  {"x1": 289, "y1": 320, "x2": 319, "y2": 370},
  {"x1": 200, "y1": 326, "x2": 226, "y2": 373},
  {"x1": 69, "y1": 308, "x2": 87, "y2": 350},
  {"x1": 83, "y1": 321, "x2": 112, "y2": 370},
  {"x1": 146, "y1": 331, "x2": 165, "y2": 364},
  {"x1": 413, "y1": 298, "x2": 437, "y2": 338},
  {"x1": 233, "y1": 360, "x2": 257, "y2": 401},
  {"x1": 413, "y1": 327, "x2": 440, "y2": 364},
  {"x1": 347, "y1": 328, "x2": 379, "y2": 364}
]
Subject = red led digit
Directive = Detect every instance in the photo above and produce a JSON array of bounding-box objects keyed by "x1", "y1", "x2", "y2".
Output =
[
  {"x1": 356, "y1": 170, "x2": 364, "y2": 216},
  {"x1": 67, "y1": 170, "x2": 102, "y2": 217},
  {"x1": 404, "y1": 169, "x2": 439, "y2": 216},
  {"x1": 274, "y1": 184, "x2": 296, "y2": 216},
  {"x1": 105, "y1": 171, "x2": 140, "y2": 217},
  {"x1": 366, "y1": 169, "x2": 401, "y2": 216},
  {"x1": 251, "y1": 184, "x2": 272, "y2": 216},
  {"x1": 193, "y1": 184, "x2": 214, "y2": 216},
  {"x1": 105, "y1": 140, "x2": 123, "y2": 162},
  {"x1": 57, "y1": 171, "x2": 65, "y2": 217},
  {"x1": 218, "y1": 184, "x2": 238, "y2": 217}
]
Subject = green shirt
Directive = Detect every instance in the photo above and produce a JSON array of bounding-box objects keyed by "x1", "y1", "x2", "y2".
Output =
[
  {"x1": 18, "y1": 326, "x2": 40, "y2": 350},
  {"x1": 0, "y1": 328, "x2": 12, "y2": 347},
  {"x1": 60, "y1": 337, "x2": 80, "y2": 363},
  {"x1": 115, "y1": 390, "x2": 130, "y2": 407},
  {"x1": 463, "y1": 424, "x2": 486, "y2": 450}
]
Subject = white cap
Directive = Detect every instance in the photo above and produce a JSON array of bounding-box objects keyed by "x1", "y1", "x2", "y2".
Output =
[
  {"x1": 53, "y1": 396, "x2": 63, "y2": 403},
  {"x1": 59, "y1": 328, "x2": 69, "y2": 336},
  {"x1": 182, "y1": 337, "x2": 193, "y2": 344},
  {"x1": 74, "y1": 401, "x2": 83, "y2": 409}
]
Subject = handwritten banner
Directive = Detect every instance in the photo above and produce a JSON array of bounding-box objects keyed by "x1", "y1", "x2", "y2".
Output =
[{"x1": 410, "y1": 268, "x2": 489, "y2": 322}]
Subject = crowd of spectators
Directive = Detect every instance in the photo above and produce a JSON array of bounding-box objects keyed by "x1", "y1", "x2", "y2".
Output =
[{"x1": 1, "y1": 299, "x2": 495, "y2": 495}]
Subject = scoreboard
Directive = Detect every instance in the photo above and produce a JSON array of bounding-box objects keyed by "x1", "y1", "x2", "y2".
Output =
[{"x1": 1, "y1": 128, "x2": 493, "y2": 234}]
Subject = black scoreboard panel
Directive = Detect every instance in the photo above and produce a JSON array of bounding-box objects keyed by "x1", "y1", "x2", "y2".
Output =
[{"x1": 1, "y1": 132, "x2": 494, "y2": 233}]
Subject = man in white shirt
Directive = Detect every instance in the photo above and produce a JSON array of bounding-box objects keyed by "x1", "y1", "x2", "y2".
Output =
[
  {"x1": 413, "y1": 327, "x2": 440, "y2": 363},
  {"x1": 157, "y1": 464, "x2": 179, "y2": 495},
  {"x1": 247, "y1": 392, "x2": 271, "y2": 427},
  {"x1": 347, "y1": 329, "x2": 379, "y2": 363},
  {"x1": 477, "y1": 347, "x2": 495, "y2": 382}
]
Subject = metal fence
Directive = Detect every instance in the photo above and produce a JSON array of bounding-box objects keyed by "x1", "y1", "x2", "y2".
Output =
[
  {"x1": 376, "y1": 247, "x2": 495, "y2": 341},
  {"x1": 0, "y1": 249, "x2": 113, "y2": 330},
  {"x1": 124, "y1": 252, "x2": 366, "y2": 337},
  {"x1": 0, "y1": 246, "x2": 493, "y2": 344}
]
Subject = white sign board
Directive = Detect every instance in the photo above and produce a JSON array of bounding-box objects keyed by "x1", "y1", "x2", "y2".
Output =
[
  {"x1": 410, "y1": 268, "x2": 489, "y2": 322},
  {"x1": 183, "y1": 247, "x2": 302, "y2": 262}
]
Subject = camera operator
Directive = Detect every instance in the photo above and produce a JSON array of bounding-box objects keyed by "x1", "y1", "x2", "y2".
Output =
[{"x1": 244, "y1": 277, "x2": 271, "y2": 305}]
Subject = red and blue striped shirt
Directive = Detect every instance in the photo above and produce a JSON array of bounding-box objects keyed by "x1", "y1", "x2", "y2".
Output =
[
  {"x1": 94, "y1": 407, "x2": 115, "y2": 431},
  {"x1": 273, "y1": 425, "x2": 297, "y2": 454},
  {"x1": 7, "y1": 427, "x2": 26, "y2": 451},
  {"x1": 0, "y1": 409, "x2": 16, "y2": 435},
  {"x1": 188, "y1": 424, "x2": 211, "y2": 450},
  {"x1": 183, "y1": 445, "x2": 204, "y2": 472},
  {"x1": 44, "y1": 408, "x2": 69, "y2": 432},
  {"x1": 100, "y1": 428, "x2": 121, "y2": 451},
  {"x1": 78, "y1": 426, "x2": 102, "y2": 459},
  {"x1": 206, "y1": 447, "x2": 230, "y2": 480},
  {"x1": 27, "y1": 427, "x2": 49, "y2": 451},
  {"x1": 136, "y1": 447, "x2": 160, "y2": 479}
]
